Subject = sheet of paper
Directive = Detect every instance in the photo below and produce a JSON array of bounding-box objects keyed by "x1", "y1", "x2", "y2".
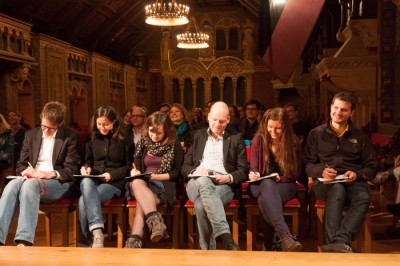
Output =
[{"x1": 246, "y1": 172, "x2": 279, "y2": 183}]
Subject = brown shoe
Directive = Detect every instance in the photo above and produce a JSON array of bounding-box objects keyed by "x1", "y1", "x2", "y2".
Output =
[
  {"x1": 280, "y1": 234, "x2": 302, "y2": 252},
  {"x1": 124, "y1": 236, "x2": 143, "y2": 248},
  {"x1": 145, "y1": 212, "x2": 168, "y2": 242},
  {"x1": 369, "y1": 171, "x2": 394, "y2": 185}
]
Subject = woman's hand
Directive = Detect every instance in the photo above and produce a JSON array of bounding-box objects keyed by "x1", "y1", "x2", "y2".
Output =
[
  {"x1": 130, "y1": 169, "x2": 141, "y2": 176},
  {"x1": 249, "y1": 171, "x2": 260, "y2": 181}
]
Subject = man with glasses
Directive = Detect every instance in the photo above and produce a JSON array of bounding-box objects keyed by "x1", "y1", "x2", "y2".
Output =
[
  {"x1": 239, "y1": 99, "x2": 261, "y2": 141},
  {"x1": 130, "y1": 106, "x2": 148, "y2": 145},
  {"x1": 0, "y1": 101, "x2": 81, "y2": 246}
]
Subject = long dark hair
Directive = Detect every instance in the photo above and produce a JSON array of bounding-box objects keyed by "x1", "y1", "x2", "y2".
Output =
[
  {"x1": 257, "y1": 107, "x2": 298, "y2": 177},
  {"x1": 89, "y1": 106, "x2": 124, "y2": 141}
]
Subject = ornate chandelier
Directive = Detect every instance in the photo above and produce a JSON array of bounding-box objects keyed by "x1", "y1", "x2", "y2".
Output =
[
  {"x1": 145, "y1": 0, "x2": 190, "y2": 26},
  {"x1": 176, "y1": 18, "x2": 209, "y2": 49}
]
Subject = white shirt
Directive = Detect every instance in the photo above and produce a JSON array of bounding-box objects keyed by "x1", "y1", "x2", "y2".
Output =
[{"x1": 35, "y1": 131, "x2": 57, "y2": 172}]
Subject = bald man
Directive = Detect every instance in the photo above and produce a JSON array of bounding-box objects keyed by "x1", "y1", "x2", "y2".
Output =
[{"x1": 182, "y1": 101, "x2": 247, "y2": 250}]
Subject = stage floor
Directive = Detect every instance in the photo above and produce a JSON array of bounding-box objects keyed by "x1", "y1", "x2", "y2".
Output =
[{"x1": 0, "y1": 247, "x2": 400, "y2": 266}]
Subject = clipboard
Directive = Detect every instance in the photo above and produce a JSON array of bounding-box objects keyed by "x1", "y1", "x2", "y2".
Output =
[
  {"x1": 246, "y1": 173, "x2": 279, "y2": 183},
  {"x1": 73, "y1": 174, "x2": 104, "y2": 178},
  {"x1": 125, "y1": 172, "x2": 154, "y2": 181}
]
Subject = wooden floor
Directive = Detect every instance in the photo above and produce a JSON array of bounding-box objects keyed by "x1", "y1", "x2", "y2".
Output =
[
  {"x1": 1, "y1": 186, "x2": 400, "y2": 265},
  {"x1": 0, "y1": 247, "x2": 399, "y2": 266}
]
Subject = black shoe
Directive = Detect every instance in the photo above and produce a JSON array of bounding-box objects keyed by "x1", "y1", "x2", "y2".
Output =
[
  {"x1": 321, "y1": 242, "x2": 353, "y2": 253},
  {"x1": 369, "y1": 170, "x2": 394, "y2": 185},
  {"x1": 387, "y1": 203, "x2": 400, "y2": 216},
  {"x1": 226, "y1": 240, "x2": 240, "y2": 250}
]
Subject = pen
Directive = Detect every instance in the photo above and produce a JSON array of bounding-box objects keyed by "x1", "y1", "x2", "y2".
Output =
[
  {"x1": 132, "y1": 163, "x2": 137, "y2": 170},
  {"x1": 28, "y1": 162, "x2": 34, "y2": 168},
  {"x1": 249, "y1": 167, "x2": 257, "y2": 174}
]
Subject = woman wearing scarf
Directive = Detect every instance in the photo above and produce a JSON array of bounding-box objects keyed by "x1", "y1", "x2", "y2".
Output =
[
  {"x1": 169, "y1": 103, "x2": 193, "y2": 149},
  {"x1": 125, "y1": 111, "x2": 183, "y2": 248}
]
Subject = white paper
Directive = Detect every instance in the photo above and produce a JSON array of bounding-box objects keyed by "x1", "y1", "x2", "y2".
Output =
[{"x1": 247, "y1": 172, "x2": 279, "y2": 183}]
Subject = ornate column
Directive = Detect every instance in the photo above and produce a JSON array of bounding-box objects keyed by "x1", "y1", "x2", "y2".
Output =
[
  {"x1": 219, "y1": 82, "x2": 224, "y2": 100},
  {"x1": 193, "y1": 83, "x2": 197, "y2": 108},
  {"x1": 179, "y1": 80, "x2": 184, "y2": 103},
  {"x1": 204, "y1": 81, "x2": 211, "y2": 103},
  {"x1": 233, "y1": 81, "x2": 238, "y2": 104}
]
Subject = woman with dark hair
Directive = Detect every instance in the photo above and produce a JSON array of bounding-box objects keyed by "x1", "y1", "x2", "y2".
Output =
[
  {"x1": 78, "y1": 106, "x2": 133, "y2": 248},
  {"x1": 169, "y1": 103, "x2": 193, "y2": 148},
  {"x1": 248, "y1": 107, "x2": 302, "y2": 252},
  {"x1": 125, "y1": 111, "x2": 183, "y2": 248}
]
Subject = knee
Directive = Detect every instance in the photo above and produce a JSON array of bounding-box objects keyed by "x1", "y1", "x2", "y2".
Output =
[
  {"x1": 80, "y1": 178, "x2": 95, "y2": 192},
  {"x1": 20, "y1": 179, "x2": 41, "y2": 194},
  {"x1": 130, "y1": 179, "x2": 145, "y2": 191}
]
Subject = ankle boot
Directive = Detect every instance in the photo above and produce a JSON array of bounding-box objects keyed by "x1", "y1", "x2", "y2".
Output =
[
  {"x1": 280, "y1": 234, "x2": 302, "y2": 252},
  {"x1": 145, "y1": 212, "x2": 167, "y2": 242},
  {"x1": 91, "y1": 228, "x2": 104, "y2": 248}
]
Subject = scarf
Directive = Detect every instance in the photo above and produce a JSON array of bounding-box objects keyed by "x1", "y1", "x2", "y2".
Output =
[
  {"x1": 134, "y1": 137, "x2": 175, "y2": 174},
  {"x1": 174, "y1": 121, "x2": 188, "y2": 141}
]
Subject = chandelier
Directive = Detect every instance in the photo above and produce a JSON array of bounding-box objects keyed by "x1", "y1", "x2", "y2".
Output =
[
  {"x1": 176, "y1": 18, "x2": 209, "y2": 49},
  {"x1": 145, "y1": 0, "x2": 189, "y2": 26}
]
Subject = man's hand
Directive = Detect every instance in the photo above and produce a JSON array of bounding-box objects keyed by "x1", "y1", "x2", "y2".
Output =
[
  {"x1": 193, "y1": 165, "x2": 208, "y2": 176},
  {"x1": 214, "y1": 174, "x2": 231, "y2": 184},
  {"x1": 322, "y1": 167, "x2": 337, "y2": 180},
  {"x1": 344, "y1": 171, "x2": 357, "y2": 184},
  {"x1": 34, "y1": 170, "x2": 55, "y2": 179},
  {"x1": 100, "y1": 173, "x2": 112, "y2": 182}
]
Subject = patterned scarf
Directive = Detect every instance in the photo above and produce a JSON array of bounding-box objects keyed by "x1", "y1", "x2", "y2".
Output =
[{"x1": 134, "y1": 137, "x2": 175, "y2": 174}]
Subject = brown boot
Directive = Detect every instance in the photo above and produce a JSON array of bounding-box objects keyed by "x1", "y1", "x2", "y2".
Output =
[
  {"x1": 280, "y1": 234, "x2": 302, "y2": 252},
  {"x1": 145, "y1": 212, "x2": 167, "y2": 242}
]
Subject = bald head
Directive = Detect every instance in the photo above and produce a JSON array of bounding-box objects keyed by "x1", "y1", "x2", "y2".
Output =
[{"x1": 208, "y1": 101, "x2": 230, "y2": 138}]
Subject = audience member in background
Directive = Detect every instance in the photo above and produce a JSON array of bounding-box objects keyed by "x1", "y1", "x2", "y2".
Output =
[
  {"x1": 182, "y1": 101, "x2": 247, "y2": 250},
  {"x1": 122, "y1": 109, "x2": 132, "y2": 133},
  {"x1": 7, "y1": 111, "x2": 26, "y2": 175},
  {"x1": 304, "y1": 92, "x2": 377, "y2": 253},
  {"x1": 228, "y1": 104, "x2": 240, "y2": 131},
  {"x1": 0, "y1": 114, "x2": 14, "y2": 172},
  {"x1": 78, "y1": 106, "x2": 133, "y2": 248},
  {"x1": 248, "y1": 107, "x2": 302, "y2": 251},
  {"x1": 284, "y1": 103, "x2": 313, "y2": 147},
  {"x1": 0, "y1": 101, "x2": 81, "y2": 246},
  {"x1": 159, "y1": 103, "x2": 171, "y2": 114},
  {"x1": 130, "y1": 106, "x2": 148, "y2": 145},
  {"x1": 125, "y1": 111, "x2": 183, "y2": 248},
  {"x1": 169, "y1": 103, "x2": 193, "y2": 148},
  {"x1": 257, "y1": 103, "x2": 266, "y2": 123},
  {"x1": 191, "y1": 107, "x2": 203, "y2": 126},
  {"x1": 192, "y1": 99, "x2": 218, "y2": 131},
  {"x1": 236, "y1": 104, "x2": 246, "y2": 119},
  {"x1": 239, "y1": 99, "x2": 261, "y2": 142}
]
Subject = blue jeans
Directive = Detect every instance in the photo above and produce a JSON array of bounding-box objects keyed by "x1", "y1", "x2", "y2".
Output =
[
  {"x1": 186, "y1": 176, "x2": 234, "y2": 250},
  {"x1": 0, "y1": 178, "x2": 71, "y2": 245},
  {"x1": 79, "y1": 178, "x2": 122, "y2": 242},
  {"x1": 313, "y1": 180, "x2": 370, "y2": 245}
]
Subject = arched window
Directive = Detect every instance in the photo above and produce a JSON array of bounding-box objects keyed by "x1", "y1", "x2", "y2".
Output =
[
  {"x1": 211, "y1": 77, "x2": 220, "y2": 100},
  {"x1": 196, "y1": 78, "x2": 205, "y2": 108},
  {"x1": 229, "y1": 29, "x2": 239, "y2": 50},
  {"x1": 216, "y1": 29, "x2": 226, "y2": 50},
  {"x1": 184, "y1": 78, "x2": 193, "y2": 109},
  {"x1": 237, "y1": 76, "x2": 246, "y2": 105},
  {"x1": 172, "y1": 78, "x2": 180, "y2": 103},
  {"x1": 223, "y1": 77, "x2": 233, "y2": 104}
]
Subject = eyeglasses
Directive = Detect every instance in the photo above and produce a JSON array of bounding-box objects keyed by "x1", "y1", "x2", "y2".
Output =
[
  {"x1": 246, "y1": 107, "x2": 258, "y2": 111},
  {"x1": 131, "y1": 115, "x2": 145, "y2": 119},
  {"x1": 41, "y1": 124, "x2": 59, "y2": 132}
]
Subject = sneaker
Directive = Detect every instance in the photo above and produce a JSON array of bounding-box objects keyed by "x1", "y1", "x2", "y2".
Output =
[
  {"x1": 225, "y1": 239, "x2": 240, "y2": 250},
  {"x1": 321, "y1": 242, "x2": 353, "y2": 253},
  {"x1": 124, "y1": 236, "x2": 143, "y2": 248},
  {"x1": 16, "y1": 240, "x2": 32, "y2": 247},
  {"x1": 92, "y1": 235, "x2": 104, "y2": 248}
]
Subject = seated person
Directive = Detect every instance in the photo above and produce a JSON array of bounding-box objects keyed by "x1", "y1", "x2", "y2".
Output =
[
  {"x1": 0, "y1": 101, "x2": 81, "y2": 246},
  {"x1": 248, "y1": 107, "x2": 302, "y2": 251},
  {"x1": 125, "y1": 111, "x2": 183, "y2": 248},
  {"x1": 304, "y1": 92, "x2": 377, "y2": 253},
  {"x1": 78, "y1": 106, "x2": 133, "y2": 248},
  {"x1": 182, "y1": 101, "x2": 247, "y2": 250}
]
